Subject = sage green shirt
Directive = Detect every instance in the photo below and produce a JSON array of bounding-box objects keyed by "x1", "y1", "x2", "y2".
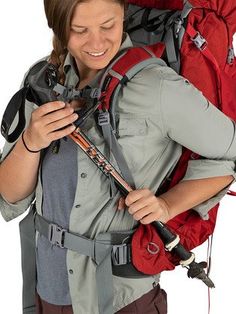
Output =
[{"x1": 1, "y1": 35, "x2": 236, "y2": 313}]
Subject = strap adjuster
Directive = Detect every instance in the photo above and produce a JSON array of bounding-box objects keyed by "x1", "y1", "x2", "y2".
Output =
[
  {"x1": 227, "y1": 47, "x2": 235, "y2": 64},
  {"x1": 90, "y1": 88, "x2": 101, "y2": 99},
  {"x1": 98, "y1": 111, "x2": 110, "y2": 126},
  {"x1": 191, "y1": 32, "x2": 207, "y2": 50},
  {"x1": 174, "y1": 17, "x2": 184, "y2": 37},
  {"x1": 48, "y1": 223, "x2": 66, "y2": 248},
  {"x1": 111, "y1": 244, "x2": 131, "y2": 266}
]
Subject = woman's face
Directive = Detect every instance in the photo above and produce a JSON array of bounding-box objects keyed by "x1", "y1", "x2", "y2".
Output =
[{"x1": 67, "y1": 0, "x2": 124, "y2": 76}]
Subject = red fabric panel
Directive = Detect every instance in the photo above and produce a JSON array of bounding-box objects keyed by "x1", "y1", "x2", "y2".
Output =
[
  {"x1": 127, "y1": 0, "x2": 184, "y2": 10},
  {"x1": 132, "y1": 224, "x2": 175, "y2": 274},
  {"x1": 167, "y1": 205, "x2": 219, "y2": 251},
  {"x1": 128, "y1": 1, "x2": 236, "y2": 37},
  {"x1": 221, "y1": 62, "x2": 236, "y2": 120},
  {"x1": 181, "y1": 9, "x2": 228, "y2": 106},
  {"x1": 131, "y1": 205, "x2": 218, "y2": 275},
  {"x1": 189, "y1": 1, "x2": 236, "y2": 37}
]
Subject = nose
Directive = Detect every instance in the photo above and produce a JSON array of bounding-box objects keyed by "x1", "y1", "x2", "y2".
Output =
[{"x1": 89, "y1": 31, "x2": 106, "y2": 51}]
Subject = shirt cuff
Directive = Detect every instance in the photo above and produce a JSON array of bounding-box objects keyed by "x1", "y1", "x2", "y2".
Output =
[
  {"x1": 182, "y1": 159, "x2": 235, "y2": 218},
  {"x1": 0, "y1": 193, "x2": 35, "y2": 222},
  {"x1": 183, "y1": 159, "x2": 236, "y2": 181},
  {"x1": 192, "y1": 185, "x2": 230, "y2": 219}
]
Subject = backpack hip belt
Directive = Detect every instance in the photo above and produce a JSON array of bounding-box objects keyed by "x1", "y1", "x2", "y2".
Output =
[{"x1": 34, "y1": 213, "x2": 149, "y2": 314}]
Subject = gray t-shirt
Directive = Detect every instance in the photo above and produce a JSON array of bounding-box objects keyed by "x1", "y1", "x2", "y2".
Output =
[{"x1": 36, "y1": 137, "x2": 77, "y2": 304}]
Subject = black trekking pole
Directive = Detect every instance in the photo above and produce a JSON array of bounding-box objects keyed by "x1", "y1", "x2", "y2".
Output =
[{"x1": 70, "y1": 128, "x2": 215, "y2": 288}]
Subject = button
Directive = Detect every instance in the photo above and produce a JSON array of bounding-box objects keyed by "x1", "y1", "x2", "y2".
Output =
[
  {"x1": 75, "y1": 204, "x2": 81, "y2": 208},
  {"x1": 69, "y1": 269, "x2": 74, "y2": 274},
  {"x1": 185, "y1": 79, "x2": 190, "y2": 85},
  {"x1": 81, "y1": 173, "x2": 87, "y2": 178}
]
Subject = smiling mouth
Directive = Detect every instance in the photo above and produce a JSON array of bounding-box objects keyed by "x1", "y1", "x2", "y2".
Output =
[{"x1": 86, "y1": 50, "x2": 107, "y2": 57}]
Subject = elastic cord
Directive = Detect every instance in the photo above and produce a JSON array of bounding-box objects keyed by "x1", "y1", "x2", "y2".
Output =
[{"x1": 21, "y1": 131, "x2": 41, "y2": 153}]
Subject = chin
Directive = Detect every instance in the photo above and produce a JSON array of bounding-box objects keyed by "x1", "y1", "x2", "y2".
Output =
[{"x1": 89, "y1": 59, "x2": 112, "y2": 70}]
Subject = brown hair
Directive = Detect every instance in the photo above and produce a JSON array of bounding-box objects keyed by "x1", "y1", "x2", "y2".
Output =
[{"x1": 44, "y1": 0, "x2": 126, "y2": 83}]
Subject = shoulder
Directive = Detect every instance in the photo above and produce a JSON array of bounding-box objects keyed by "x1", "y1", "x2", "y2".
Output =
[{"x1": 20, "y1": 55, "x2": 50, "y2": 88}]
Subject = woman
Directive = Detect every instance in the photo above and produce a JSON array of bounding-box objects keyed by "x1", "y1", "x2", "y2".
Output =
[{"x1": 0, "y1": 0, "x2": 235, "y2": 313}]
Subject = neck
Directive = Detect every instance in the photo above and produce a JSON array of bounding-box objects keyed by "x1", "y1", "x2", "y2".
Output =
[
  {"x1": 75, "y1": 59, "x2": 98, "y2": 89},
  {"x1": 79, "y1": 74, "x2": 97, "y2": 89}
]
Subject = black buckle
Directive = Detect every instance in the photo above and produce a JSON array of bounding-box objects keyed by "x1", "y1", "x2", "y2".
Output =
[
  {"x1": 112, "y1": 244, "x2": 131, "y2": 266},
  {"x1": 48, "y1": 223, "x2": 66, "y2": 248}
]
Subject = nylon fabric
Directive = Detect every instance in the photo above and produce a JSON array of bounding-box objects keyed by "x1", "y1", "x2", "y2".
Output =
[
  {"x1": 128, "y1": 0, "x2": 184, "y2": 10},
  {"x1": 19, "y1": 205, "x2": 37, "y2": 314},
  {"x1": 131, "y1": 224, "x2": 175, "y2": 275},
  {"x1": 119, "y1": 0, "x2": 236, "y2": 274}
]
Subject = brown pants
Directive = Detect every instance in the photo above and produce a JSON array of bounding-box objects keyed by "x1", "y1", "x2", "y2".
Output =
[{"x1": 36, "y1": 284, "x2": 167, "y2": 314}]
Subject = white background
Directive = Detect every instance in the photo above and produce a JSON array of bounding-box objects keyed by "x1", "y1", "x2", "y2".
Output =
[{"x1": 0, "y1": 2, "x2": 236, "y2": 313}]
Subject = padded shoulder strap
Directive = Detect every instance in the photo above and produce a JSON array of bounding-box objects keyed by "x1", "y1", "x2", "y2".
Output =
[
  {"x1": 98, "y1": 43, "x2": 165, "y2": 114},
  {"x1": 97, "y1": 44, "x2": 165, "y2": 187}
]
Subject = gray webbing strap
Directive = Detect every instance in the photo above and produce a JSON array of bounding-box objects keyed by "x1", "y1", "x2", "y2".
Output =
[
  {"x1": 19, "y1": 205, "x2": 37, "y2": 314},
  {"x1": 100, "y1": 119, "x2": 136, "y2": 189},
  {"x1": 99, "y1": 57, "x2": 164, "y2": 188},
  {"x1": 163, "y1": 2, "x2": 192, "y2": 73},
  {"x1": 35, "y1": 213, "x2": 115, "y2": 314},
  {"x1": 178, "y1": 1, "x2": 193, "y2": 49},
  {"x1": 164, "y1": 27, "x2": 180, "y2": 73},
  {"x1": 95, "y1": 246, "x2": 114, "y2": 314}
]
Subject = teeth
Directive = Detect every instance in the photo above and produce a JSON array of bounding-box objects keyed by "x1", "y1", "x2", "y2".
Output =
[{"x1": 87, "y1": 51, "x2": 105, "y2": 56}]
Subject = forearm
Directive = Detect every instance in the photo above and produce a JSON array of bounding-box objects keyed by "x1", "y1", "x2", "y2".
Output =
[
  {"x1": 159, "y1": 175, "x2": 234, "y2": 220},
  {"x1": 0, "y1": 135, "x2": 40, "y2": 203}
]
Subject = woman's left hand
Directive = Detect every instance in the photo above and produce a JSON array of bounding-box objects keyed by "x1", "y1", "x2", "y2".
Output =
[{"x1": 118, "y1": 189, "x2": 171, "y2": 224}]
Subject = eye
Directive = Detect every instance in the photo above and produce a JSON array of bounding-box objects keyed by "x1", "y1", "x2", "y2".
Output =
[
  {"x1": 71, "y1": 28, "x2": 87, "y2": 35},
  {"x1": 101, "y1": 23, "x2": 115, "y2": 31}
]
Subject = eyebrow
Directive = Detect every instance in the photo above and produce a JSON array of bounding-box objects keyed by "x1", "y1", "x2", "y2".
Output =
[{"x1": 71, "y1": 17, "x2": 115, "y2": 29}]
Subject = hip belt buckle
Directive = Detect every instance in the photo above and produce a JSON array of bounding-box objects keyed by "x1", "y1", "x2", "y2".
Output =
[{"x1": 48, "y1": 223, "x2": 66, "y2": 248}]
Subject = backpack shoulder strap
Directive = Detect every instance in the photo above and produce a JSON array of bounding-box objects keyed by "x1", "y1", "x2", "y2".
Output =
[
  {"x1": 98, "y1": 43, "x2": 166, "y2": 115},
  {"x1": 97, "y1": 44, "x2": 165, "y2": 187}
]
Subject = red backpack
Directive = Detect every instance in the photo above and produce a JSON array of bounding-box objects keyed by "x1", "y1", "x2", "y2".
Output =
[
  {"x1": 95, "y1": 0, "x2": 236, "y2": 275},
  {"x1": 1, "y1": 0, "x2": 235, "y2": 280}
]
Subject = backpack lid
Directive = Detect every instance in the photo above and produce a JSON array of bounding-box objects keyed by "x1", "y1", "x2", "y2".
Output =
[{"x1": 127, "y1": 0, "x2": 184, "y2": 10}]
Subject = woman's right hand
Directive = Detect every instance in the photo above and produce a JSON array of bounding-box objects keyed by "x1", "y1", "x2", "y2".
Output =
[{"x1": 23, "y1": 101, "x2": 78, "y2": 151}]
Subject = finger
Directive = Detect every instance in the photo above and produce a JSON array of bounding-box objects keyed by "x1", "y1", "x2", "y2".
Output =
[
  {"x1": 140, "y1": 212, "x2": 159, "y2": 225},
  {"x1": 125, "y1": 189, "x2": 151, "y2": 207},
  {"x1": 140, "y1": 207, "x2": 169, "y2": 224},
  {"x1": 117, "y1": 197, "x2": 125, "y2": 210},
  {"x1": 48, "y1": 124, "x2": 76, "y2": 141},
  {"x1": 46, "y1": 113, "x2": 78, "y2": 133},
  {"x1": 42, "y1": 106, "x2": 75, "y2": 126},
  {"x1": 128, "y1": 194, "x2": 157, "y2": 214},
  {"x1": 132, "y1": 205, "x2": 155, "y2": 221},
  {"x1": 33, "y1": 101, "x2": 66, "y2": 118}
]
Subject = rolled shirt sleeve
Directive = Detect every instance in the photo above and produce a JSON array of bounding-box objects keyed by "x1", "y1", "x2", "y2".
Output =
[
  {"x1": 182, "y1": 159, "x2": 235, "y2": 218},
  {"x1": 160, "y1": 71, "x2": 236, "y2": 160},
  {"x1": 160, "y1": 69, "x2": 236, "y2": 217},
  {"x1": 0, "y1": 100, "x2": 36, "y2": 222}
]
